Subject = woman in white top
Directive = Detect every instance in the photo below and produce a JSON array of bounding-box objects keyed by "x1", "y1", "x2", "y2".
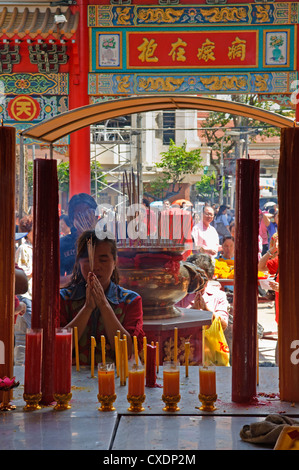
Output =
[{"x1": 191, "y1": 205, "x2": 219, "y2": 257}]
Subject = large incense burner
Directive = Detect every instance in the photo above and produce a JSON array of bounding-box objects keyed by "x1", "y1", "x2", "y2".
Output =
[
  {"x1": 116, "y1": 169, "x2": 206, "y2": 319},
  {"x1": 117, "y1": 246, "x2": 206, "y2": 319}
]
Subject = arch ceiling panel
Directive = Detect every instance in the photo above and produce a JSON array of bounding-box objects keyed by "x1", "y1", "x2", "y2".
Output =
[{"x1": 21, "y1": 95, "x2": 295, "y2": 143}]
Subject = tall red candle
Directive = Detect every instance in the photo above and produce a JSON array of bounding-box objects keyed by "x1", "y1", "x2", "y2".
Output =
[
  {"x1": 0, "y1": 126, "x2": 15, "y2": 404},
  {"x1": 24, "y1": 329, "x2": 43, "y2": 395},
  {"x1": 32, "y1": 159, "x2": 60, "y2": 405},
  {"x1": 146, "y1": 344, "x2": 156, "y2": 387},
  {"x1": 55, "y1": 328, "x2": 72, "y2": 394},
  {"x1": 232, "y1": 159, "x2": 259, "y2": 403},
  {"x1": 278, "y1": 128, "x2": 299, "y2": 401}
]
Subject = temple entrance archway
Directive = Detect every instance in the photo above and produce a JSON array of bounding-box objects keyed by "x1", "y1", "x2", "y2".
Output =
[{"x1": 21, "y1": 94, "x2": 295, "y2": 145}]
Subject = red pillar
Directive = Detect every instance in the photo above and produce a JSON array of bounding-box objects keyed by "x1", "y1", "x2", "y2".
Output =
[
  {"x1": 296, "y1": 24, "x2": 299, "y2": 123},
  {"x1": 232, "y1": 159, "x2": 259, "y2": 403},
  {"x1": 32, "y1": 159, "x2": 60, "y2": 405},
  {"x1": 278, "y1": 128, "x2": 299, "y2": 402},
  {"x1": 69, "y1": 0, "x2": 90, "y2": 197}
]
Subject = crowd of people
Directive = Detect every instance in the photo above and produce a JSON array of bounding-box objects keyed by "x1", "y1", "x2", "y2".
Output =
[{"x1": 13, "y1": 194, "x2": 278, "y2": 366}]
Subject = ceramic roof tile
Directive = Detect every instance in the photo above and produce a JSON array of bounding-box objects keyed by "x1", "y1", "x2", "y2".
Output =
[{"x1": 0, "y1": 6, "x2": 78, "y2": 40}]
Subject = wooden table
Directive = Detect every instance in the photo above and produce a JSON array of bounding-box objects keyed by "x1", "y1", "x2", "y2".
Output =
[
  {"x1": 217, "y1": 278, "x2": 235, "y2": 289},
  {"x1": 1, "y1": 365, "x2": 298, "y2": 451},
  {"x1": 143, "y1": 309, "x2": 212, "y2": 365}
]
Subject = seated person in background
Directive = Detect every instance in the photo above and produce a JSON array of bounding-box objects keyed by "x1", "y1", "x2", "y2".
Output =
[
  {"x1": 14, "y1": 264, "x2": 29, "y2": 364},
  {"x1": 229, "y1": 221, "x2": 235, "y2": 238},
  {"x1": 217, "y1": 236, "x2": 234, "y2": 260},
  {"x1": 263, "y1": 209, "x2": 278, "y2": 245},
  {"x1": 60, "y1": 230, "x2": 145, "y2": 365},
  {"x1": 177, "y1": 253, "x2": 228, "y2": 331},
  {"x1": 14, "y1": 296, "x2": 26, "y2": 324},
  {"x1": 258, "y1": 232, "x2": 279, "y2": 323},
  {"x1": 15, "y1": 216, "x2": 33, "y2": 334}
]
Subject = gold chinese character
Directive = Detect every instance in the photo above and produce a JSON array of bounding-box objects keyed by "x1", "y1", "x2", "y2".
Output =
[
  {"x1": 228, "y1": 37, "x2": 246, "y2": 61},
  {"x1": 168, "y1": 38, "x2": 187, "y2": 62},
  {"x1": 15, "y1": 101, "x2": 33, "y2": 117},
  {"x1": 137, "y1": 38, "x2": 158, "y2": 62},
  {"x1": 197, "y1": 39, "x2": 216, "y2": 62}
]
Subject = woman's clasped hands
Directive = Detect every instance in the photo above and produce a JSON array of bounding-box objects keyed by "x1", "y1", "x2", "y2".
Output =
[{"x1": 85, "y1": 272, "x2": 109, "y2": 311}]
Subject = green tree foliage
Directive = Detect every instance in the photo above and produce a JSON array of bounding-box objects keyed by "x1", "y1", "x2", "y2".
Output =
[
  {"x1": 148, "y1": 139, "x2": 203, "y2": 200},
  {"x1": 195, "y1": 173, "x2": 218, "y2": 201},
  {"x1": 196, "y1": 93, "x2": 294, "y2": 202},
  {"x1": 27, "y1": 160, "x2": 106, "y2": 199},
  {"x1": 200, "y1": 93, "x2": 295, "y2": 171}
]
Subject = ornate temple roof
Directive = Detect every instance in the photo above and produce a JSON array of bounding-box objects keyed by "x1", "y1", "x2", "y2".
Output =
[{"x1": 0, "y1": 6, "x2": 79, "y2": 40}]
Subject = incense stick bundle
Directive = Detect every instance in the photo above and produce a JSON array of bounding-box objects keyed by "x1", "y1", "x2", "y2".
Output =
[
  {"x1": 76, "y1": 211, "x2": 96, "y2": 232},
  {"x1": 87, "y1": 237, "x2": 95, "y2": 272}
]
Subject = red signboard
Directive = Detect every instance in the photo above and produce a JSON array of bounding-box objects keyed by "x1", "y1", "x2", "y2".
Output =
[{"x1": 127, "y1": 31, "x2": 258, "y2": 69}]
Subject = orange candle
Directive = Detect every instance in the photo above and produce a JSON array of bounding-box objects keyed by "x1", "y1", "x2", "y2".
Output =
[
  {"x1": 185, "y1": 342, "x2": 190, "y2": 377},
  {"x1": 98, "y1": 364, "x2": 115, "y2": 396},
  {"x1": 74, "y1": 327, "x2": 80, "y2": 371},
  {"x1": 114, "y1": 335, "x2": 119, "y2": 377},
  {"x1": 133, "y1": 335, "x2": 139, "y2": 366},
  {"x1": 163, "y1": 362, "x2": 180, "y2": 396},
  {"x1": 123, "y1": 334, "x2": 128, "y2": 377},
  {"x1": 119, "y1": 339, "x2": 126, "y2": 386},
  {"x1": 91, "y1": 336, "x2": 96, "y2": 378},
  {"x1": 174, "y1": 327, "x2": 178, "y2": 363},
  {"x1": 128, "y1": 366, "x2": 145, "y2": 396},
  {"x1": 143, "y1": 336, "x2": 147, "y2": 369},
  {"x1": 199, "y1": 366, "x2": 216, "y2": 396},
  {"x1": 156, "y1": 342, "x2": 159, "y2": 373}
]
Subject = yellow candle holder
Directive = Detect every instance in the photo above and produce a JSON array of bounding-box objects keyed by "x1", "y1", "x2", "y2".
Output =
[
  {"x1": 23, "y1": 393, "x2": 42, "y2": 411},
  {"x1": 97, "y1": 393, "x2": 117, "y2": 412},
  {"x1": 162, "y1": 394, "x2": 181, "y2": 412},
  {"x1": 53, "y1": 392, "x2": 72, "y2": 411},
  {"x1": 127, "y1": 393, "x2": 145, "y2": 412},
  {"x1": 198, "y1": 393, "x2": 217, "y2": 412}
]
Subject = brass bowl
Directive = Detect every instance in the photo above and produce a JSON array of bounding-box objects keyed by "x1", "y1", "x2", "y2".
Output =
[{"x1": 117, "y1": 247, "x2": 206, "y2": 319}]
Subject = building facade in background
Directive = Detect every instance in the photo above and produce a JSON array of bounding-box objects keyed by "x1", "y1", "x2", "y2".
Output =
[{"x1": 0, "y1": 0, "x2": 297, "y2": 209}]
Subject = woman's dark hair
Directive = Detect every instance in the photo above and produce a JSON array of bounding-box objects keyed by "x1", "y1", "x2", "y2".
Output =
[
  {"x1": 70, "y1": 229, "x2": 119, "y2": 286},
  {"x1": 216, "y1": 205, "x2": 227, "y2": 218},
  {"x1": 142, "y1": 198, "x2": 150, "y2": 208}
]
